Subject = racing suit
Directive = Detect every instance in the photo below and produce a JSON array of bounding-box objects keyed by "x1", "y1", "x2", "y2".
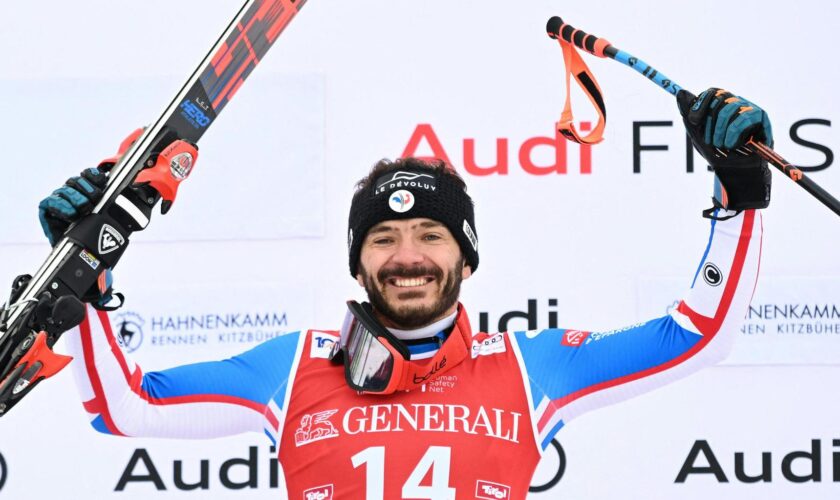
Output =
[{"x1": 65, "y1": 209, "x2": 762, "y2": 499}]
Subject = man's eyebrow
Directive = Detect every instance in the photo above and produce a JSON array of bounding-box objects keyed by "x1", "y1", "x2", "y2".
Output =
[
  {"x1": 367, "y1": 225, "x2": 395, "y2": 235},
  {"x1": 367, "y1": 221, "x2": 444, "y2": 235},
  {"x1": 369, "y1": 221, "x2": 444, "y2": 232}
]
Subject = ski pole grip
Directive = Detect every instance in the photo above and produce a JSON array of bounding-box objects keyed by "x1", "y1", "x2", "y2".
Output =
[{"x1": 546, "y1": 16, "x2": 613, "y2": 58}]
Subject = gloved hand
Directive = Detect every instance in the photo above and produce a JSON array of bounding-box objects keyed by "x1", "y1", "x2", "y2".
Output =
[
  {"x1": 677, "y1": 88, "x2": 772, "y2": 215},
  {"x1": 38, "y1": 167, "x2": 108, "y2": 246},
  {"x1": 37, "y1": 167, "x2": 118, "y2": 308}
]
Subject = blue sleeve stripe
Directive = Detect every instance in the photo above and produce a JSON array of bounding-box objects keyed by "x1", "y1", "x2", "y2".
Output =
[{"x1": 139, "y1": 331, "x2": 300, "y2": 407}]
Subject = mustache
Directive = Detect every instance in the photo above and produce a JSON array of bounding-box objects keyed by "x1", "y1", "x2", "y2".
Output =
[{"x1": 377, "y1": 264, "x2": 444, "y2": 283}]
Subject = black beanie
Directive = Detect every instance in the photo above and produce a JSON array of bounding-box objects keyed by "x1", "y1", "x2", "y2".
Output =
[{"x1": 348, "y1": 167, "x2": 479, "y2": 276}]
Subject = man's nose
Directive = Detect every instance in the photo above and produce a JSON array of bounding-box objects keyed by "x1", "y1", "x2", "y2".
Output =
[{"x1": 390, "y1": 238, "x2": 425, "y2": 266}]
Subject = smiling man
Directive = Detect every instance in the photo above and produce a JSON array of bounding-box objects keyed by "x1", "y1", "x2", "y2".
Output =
[
  {"x1": 39, "y1": 87, "x2": 771, "y2": 499},
  {"x1": 357, "y1": 218, "x2": 468, "y2": 329},
  {"x1": 351, "y1": 161, "x2": 475, "y2": 331}
]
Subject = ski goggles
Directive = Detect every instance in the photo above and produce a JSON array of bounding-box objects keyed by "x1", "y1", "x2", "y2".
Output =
[
  {"x1": 331, "y1": 301, "x2": 410, "y2": 394},
  {"x1": 331, "y1": 301, "x2": 472, "y2": 394}
]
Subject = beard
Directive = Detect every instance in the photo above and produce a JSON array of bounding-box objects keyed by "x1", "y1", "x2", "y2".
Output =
[{"x1": 360, "y1": 259, "x2": 464, "y2": 329}]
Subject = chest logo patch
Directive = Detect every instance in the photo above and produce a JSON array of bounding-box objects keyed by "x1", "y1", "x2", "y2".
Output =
[
  {"x1": 310, "y1": 331, "x2": 339, "y2": 359},
  {"x1": 471, "y1": 332, "x2": 506, "y2": 358},
  {"x1": 294, "y1": 409, "x2": 340, "y2": 446}
]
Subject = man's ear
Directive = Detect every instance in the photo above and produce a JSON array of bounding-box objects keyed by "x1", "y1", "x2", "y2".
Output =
[
  {"x1": 356, "y1": 273, "x2": 365, "y2": 287},
  {"x1": 461, "y1": 260, "x2": 472, "y2": 280}
]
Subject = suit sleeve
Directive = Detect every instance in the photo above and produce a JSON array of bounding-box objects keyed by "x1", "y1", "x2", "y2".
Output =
[
  {"x1": 511, "y1": 210, "x2": 762, "y2": 450},
  {"x1": 63, "y1": 306, "x2": 302, "y2": 445}
]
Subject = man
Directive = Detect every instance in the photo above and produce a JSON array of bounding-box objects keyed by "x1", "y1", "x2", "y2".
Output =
[{"x1": 39, "y1": 88, "x2": 770, "y2": 499}]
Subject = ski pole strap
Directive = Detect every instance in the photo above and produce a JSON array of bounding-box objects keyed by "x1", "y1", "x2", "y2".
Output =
[{"x1": 554, "y1": 36, "x2": 607, "y2": 144}]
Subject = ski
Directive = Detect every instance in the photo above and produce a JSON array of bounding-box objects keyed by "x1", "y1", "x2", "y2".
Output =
[{"x1": 0, "y1": 0, "x2": 307, "y2": 417}]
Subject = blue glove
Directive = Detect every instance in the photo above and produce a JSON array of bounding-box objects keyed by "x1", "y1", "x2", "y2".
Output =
[
  {"x1": 38, "y1": 167, "x2": 117, "y2": 308},
  {"x1": 677, "y1": 88, "x2": 772, "y2": 214},
  {"x1": 38, "y1": 167, "x2": 108, "y2": 245}
]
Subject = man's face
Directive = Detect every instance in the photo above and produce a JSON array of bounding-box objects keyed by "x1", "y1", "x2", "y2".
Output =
[{"x1": 356, "y1": 218, "x2": 472, "y2": 329}]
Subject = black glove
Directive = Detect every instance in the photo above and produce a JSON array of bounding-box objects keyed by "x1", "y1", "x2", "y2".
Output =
[{"x1": 677, "y1": 88, "x2": 772, "y2": 215}]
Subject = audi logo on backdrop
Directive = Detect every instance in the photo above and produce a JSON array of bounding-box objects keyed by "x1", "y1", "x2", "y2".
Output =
[
  {"x1": 0, "y1": 450, "x2": 7, "y2": 491},
  {"x1": 400, "y1": 118, "x2": 835, "y2": 177}
]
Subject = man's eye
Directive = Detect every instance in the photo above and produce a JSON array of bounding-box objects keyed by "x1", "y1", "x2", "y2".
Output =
[
  {"x1": 423, "y1": 233, "x2": 442, "y2": 241},
  {"x1": 372, "y1": 238, "x2": 393, "y2": 245}
]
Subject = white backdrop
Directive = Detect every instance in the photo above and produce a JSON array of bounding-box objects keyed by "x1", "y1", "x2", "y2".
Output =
[{"x1": 0, "y1": 1, "x2": 839, "y2": 498}]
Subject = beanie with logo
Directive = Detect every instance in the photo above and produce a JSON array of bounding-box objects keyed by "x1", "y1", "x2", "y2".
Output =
[{"x1": 347, "y1": 166, "x2": 479, "y2": 276}]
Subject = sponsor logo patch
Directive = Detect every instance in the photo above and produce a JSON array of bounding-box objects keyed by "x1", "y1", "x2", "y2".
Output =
[
  {"x1": 179, "y1": 98, "x2": 212, "y2": 129},
  {"x1": 702, "y1": 262, "x2": 723, "y2": 286},
  {"x1": 476, "y1": 479, "x2": 511, "y2": 499},
  {"x1": 79, "y1": 249, "x2": 100, "y2": 270},
  {"x1": 374, "y1": 171, "x2": 437, "y2": 196},
  {"x1": 310, "y1": 331, "x2": 338, "y2": 359},
  {"x1": 471, "y1": 332, "x2": 506, "y2": 358},
  {"x1": 561, "y1": 329, "x2": 590, "y2": 347},
  {"x1": 169, "y1": 152, "x2": 194, "y2": 180},
  {"x1": 98, "y1": 224, "x2": 125, "y2": 255},
  {"x1": 294, "y1": 410, "x2": 340, "y2": 446},
  {"x1": 589, "y1": 322, "x2": 645, "y2": 342},
  {"x1": 303, "y1": 484, "x2": 334, "y2": 500},
  {"x1": 463, "y1": 219, "x2": 478, "y2": 251},
  {"x1": 388, "y1": 189, "x2": 415, "y2": 213},
  {"x1": 421, "y1": 374, "x2": 458, "y2": 394}
]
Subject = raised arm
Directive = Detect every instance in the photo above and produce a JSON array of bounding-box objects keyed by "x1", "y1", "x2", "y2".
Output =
[
  {"x1": 513, "y1": 208, "x2": 761, "y2": 449},
  {"x1": 35, "y1": 148, "x2": 301, "y2": 443},
  {"x1": 512, "y1": 87, "x2": 772, "y2": 450}
]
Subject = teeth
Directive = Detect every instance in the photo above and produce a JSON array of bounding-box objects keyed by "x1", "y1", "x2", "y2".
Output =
[{"x1": 393, "y1": 278, "x2": 427, "y2": 287}]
